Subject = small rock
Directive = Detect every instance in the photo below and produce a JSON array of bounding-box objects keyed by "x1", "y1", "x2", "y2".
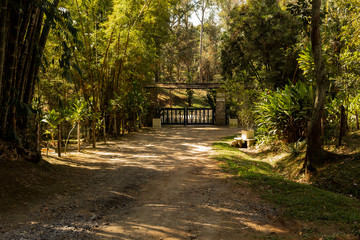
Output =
[{"x1": 90, "y1": 213, "x2": 98, "y2": 221}]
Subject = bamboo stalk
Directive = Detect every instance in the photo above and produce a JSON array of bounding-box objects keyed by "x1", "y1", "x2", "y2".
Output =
[{"x1": 0, "y1": 0, "x2": 9, "y2": 102}]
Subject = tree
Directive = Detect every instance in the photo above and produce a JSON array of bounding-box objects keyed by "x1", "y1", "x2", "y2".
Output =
[
  {"x1": 42, "y1": 109, "x2": 63, "y2": 157},
  {"x1": 221, "y1": 0, "x2": 300, "y2": 89},
  {"x1": 0, "y1": 0, "x2": 61, "y2": 162},
  {"x1": 305, "y1": 0, "x2": 332, "y2": 170},
  {"x1": 64, "y1": 99, "x2": 88, "y2": 153},
  {"x1": 216, "y1": 0, "x2": 243, "y2": 28},
  {"x1": 161, "y1": 0, "x2": 197, "y2": 83},
  {"x1": 194, "y1": 0, "x2": 213, "y2": 83}
]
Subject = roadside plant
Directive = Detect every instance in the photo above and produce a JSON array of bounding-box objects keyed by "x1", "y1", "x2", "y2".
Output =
[
  {"x1": 349, "y1": 93, "x2": 360, "y2": 130},
  {"x1": 64, "y1": 99, "x2": 88, "y2": 153},
  {"x1": 223, "y1": 75, "x2": 256, "y2": 129},
  {"x1": 42, "y1": 109, "x2": 62, "y2": 147},
  {"x1": 42, "y1": 109, "x2": 63, "y2": 156},
  {"x1": 255, "y1": 81, "x2": 314, "y2": 143},
  {"x1": 324, "y1": 96, "x2": 343, "y2": 140}
]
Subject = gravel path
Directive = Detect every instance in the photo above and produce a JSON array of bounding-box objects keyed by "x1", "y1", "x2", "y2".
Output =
[{"x1": 0, "y1": 126, "x2": 296, "y2": 240}]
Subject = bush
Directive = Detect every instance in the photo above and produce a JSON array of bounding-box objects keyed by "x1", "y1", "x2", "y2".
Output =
[{"x1": 255, "y1": 81, "x2": 314, "y2": 143}]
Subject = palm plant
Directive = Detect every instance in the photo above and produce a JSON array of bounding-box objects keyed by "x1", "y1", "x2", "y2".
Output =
[
  {"x1": 255, "y1": 81, "x2": 314, "y2": 143},
  {"x1": 42, "y1": 109, "x2": 63, "y2": 156},
  {"x1": 65, "y1": 99, "x2": 88, "y2": 153}
]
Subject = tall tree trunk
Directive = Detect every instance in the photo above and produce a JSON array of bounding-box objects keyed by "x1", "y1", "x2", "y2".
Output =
[
  {"x1": 337, "y1": 105, "x2": 346, "y2": 147},
  {"x1": 77, "y1": 121, "x2": 81, "y2": 152},
  {"x1": 58, "y1": 124, "x2": 61, "y2": 157},
  {"x1": 17, "y1": 8, "x2": 42, "y2": 103},
  {"x1": 305, "y1": 0, "x2": 331, "y2": 170},
  {"x1": 103, "y1": 116, "x2": 107, "y2": 144},
  {"x1": 198, "y1": 1, "x2": 206, "y2": 83},
  {"x1": 356, "y1": 110, "x2": 359, "y2": 131},
  {"x1": 65, "y1": 124, "x2": 76, "y2": 154},
  {"x1": 86, "y1": 121, "x2": 90, "y2": 143},
  {"x1": 113, "y1": 114, "x2": 117, "y2": 139},
  {"x1": 36, "y1": 114, "x2": 41, "y2": 152},
  {"x1": 0, "y1": 0, "x2": 9, "y2": 102},
  {"x1": 25, "y1": 0, "x2": 60, "y2": 106},
  {"x1": 92, "y1": 118, "x2": 96, "y2": 148},
  {"x1": 1, "y1": 2, "x2": 22, "y2": 136},
  {"x1": 121, "y1": 119, "x2": 125, "y2": 135}
]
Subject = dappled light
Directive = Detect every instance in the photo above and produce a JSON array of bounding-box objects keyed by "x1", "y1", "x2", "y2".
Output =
[
  {"x1": 181, "y1": 143, "x2": 213, "y2": 153},
  {"x1": 1, "y1": 0, "x2": 360, "y2": 238},
  {"x1": 1, "y1": 127, "x2": 297, "y2": 239}
]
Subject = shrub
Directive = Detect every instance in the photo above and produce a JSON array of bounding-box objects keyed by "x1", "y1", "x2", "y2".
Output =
[{"x1": 255, "y1": 81, "x2": 314, "y2": 143}]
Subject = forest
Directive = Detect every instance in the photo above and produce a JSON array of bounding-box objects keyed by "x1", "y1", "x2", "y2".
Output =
[
  {"x1": 1, "y1": 0, "x2": 359, "y2": 169},
  {"x1": 0, "y1": 0, "x2": 360, "y2": 165}
]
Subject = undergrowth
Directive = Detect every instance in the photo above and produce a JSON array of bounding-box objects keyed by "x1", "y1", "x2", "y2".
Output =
[{"x1": 212, "y1": 136, "x2": 360, "y2": 228}]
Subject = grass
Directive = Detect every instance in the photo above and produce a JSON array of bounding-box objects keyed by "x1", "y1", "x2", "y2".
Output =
[
  {"x1": 212, "y1": 136, "x2": 360, "y2": 229},
  {"x1": 313, "y1": 130, "x2": 360, "y2": 199},
  {"x1": 158, "y1": 88, "x2": 210, "y2": 108},
  {"x1": 314, "y1": 155, "x2": 360, "y2": 199}
]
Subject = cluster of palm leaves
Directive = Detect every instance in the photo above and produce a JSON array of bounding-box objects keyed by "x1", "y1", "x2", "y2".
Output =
[
  {"x1": 255, "y1": 81, "x2": 314, "y2": 143},
  {"x1": 42, "y1": 99, "x2": 88, "y2": 155}
]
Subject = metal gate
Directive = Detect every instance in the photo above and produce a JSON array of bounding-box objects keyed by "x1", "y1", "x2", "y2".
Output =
[{"x1": 159, "y1": 108, "x2": 215, "y2": 125}]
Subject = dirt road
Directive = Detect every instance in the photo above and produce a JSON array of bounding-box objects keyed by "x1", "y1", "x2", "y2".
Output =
[{"x1": 0, "y1": 126, "x2": 297, "y2": 239}]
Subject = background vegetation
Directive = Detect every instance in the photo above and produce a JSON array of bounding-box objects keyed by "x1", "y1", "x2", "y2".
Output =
[{"x1": 0, "y1": 0, "x2": 359, "y2": 165}]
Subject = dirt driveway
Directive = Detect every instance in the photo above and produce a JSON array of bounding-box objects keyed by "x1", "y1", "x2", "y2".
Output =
[{"x1": 0, "y1": 126, "x2": 298, "y2": 239}]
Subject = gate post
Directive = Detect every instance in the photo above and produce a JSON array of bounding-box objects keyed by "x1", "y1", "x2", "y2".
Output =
[{"x1": 215, "y1": 90, "x2": 226, "y2": 126}]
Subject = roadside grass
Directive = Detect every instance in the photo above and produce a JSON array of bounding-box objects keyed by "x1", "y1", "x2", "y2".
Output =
[
  {"x1": 314, "y1": 155, "x2": 360, "y2": 199},
  {"x1": 314, "y1": 131, "x2": 360, "y2": 199},
  {"x1": 212, "y1": 137, "x2": 360, "y2": 231}
]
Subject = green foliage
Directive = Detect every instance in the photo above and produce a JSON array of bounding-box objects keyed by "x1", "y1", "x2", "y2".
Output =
[
  {"x1": 349, "y1": 92, "x2": 360, "y2": 130},
  {"x1": 69, "y1": 99, "x2": 88, "y2": 123},
  {"x1": 212, "y1": 138, "x2": 360, "y2": 224},
  {"x1": 205, "y1": 89, "x2": 216, "y2": 109},
  {"x1": 221, "y1": 0, "x2": 300, "y2": 89},
  {"x1": 255, "y1": 81, "x2": 314, "y2": 143},
  {"x1": 221, "y1": 72, "x2": 257, "y2": 128},
  {"x1": 323, "y1": 96, "x2": 343, "y2": 139},
  {"x1": 286, "y1": 0, "x2": 312, "y2": 28},
  {"x1": 42, "y1": 109, "x2": 62, "y2": 132},
  {"x1": 109, "y1": 79, "x2": 149, "y2": 130},
  {"x1": 297, "y1": 44, "x2": 314, "y2": 81},
  {"x1": 30, "y1": 0, "x2": 360, "y2": 149},
  {"x1": 42, "y1": 109, "x2": 63, "y2": 145},
  {"x1": 186, "y1": 89, "x2": 194, "y2": 107}
]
